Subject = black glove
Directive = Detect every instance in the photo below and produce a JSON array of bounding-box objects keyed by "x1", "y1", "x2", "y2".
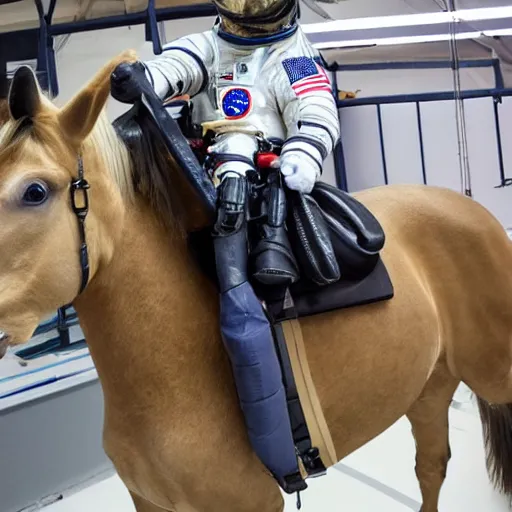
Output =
[{"x1": 110, "y1": 61, "x2": 150, "y2": 104}]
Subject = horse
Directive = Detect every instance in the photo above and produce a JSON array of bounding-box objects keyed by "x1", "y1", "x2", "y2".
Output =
[
  {"x1": 1, "y1": 51, "x2": 512, "y2": 512},
  {"x1": 0, "y1": 100, "x2": 9, "y2": 126}
]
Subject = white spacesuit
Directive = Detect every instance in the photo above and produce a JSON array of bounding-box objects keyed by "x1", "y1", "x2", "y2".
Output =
[
  {"x1": 111, "y1": 0, "x2": 341, "y2": 495},
  {"x1": 142, "y1": 16, "x2": 340, "y2": 193}
]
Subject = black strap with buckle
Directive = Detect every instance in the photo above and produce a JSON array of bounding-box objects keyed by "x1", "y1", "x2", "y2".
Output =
[
  {"x1": 273, "y1": 319, "x2": 328, "y2": 479},
  {"x1": 57, "y1": 155, "x2": 91, "y2": 325},
  {"x1": 70, "y1": 156, "x2": 90, "y2": 295}
]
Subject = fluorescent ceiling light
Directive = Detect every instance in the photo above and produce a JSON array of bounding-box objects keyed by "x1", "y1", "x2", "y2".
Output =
[
  {"x1": 312, "y1": 29, "x2": 512, "y2": 50},
  {"x1": 303, "y1": 6, "x2": 512, "y2": 34},
  {"x1": 459, "y1": 7, "x2": 512, "y2": 22},
  {"x1": 483, "y1": 28, "x2": 512, "y2": 37}
]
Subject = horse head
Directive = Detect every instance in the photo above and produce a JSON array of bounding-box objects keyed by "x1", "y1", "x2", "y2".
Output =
[{"x1": 0, "y1": 51, "x2": 137, "y2": 356}]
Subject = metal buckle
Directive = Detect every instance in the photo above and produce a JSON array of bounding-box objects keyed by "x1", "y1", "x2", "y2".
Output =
[
  {"x1": 70, "y1": 178, "x2": 90, "y2": 219},
  {"x1": 280, "y1": 470, "x2": 308, "y2": 495},
  {"x1": 256, "y1": 134, "x2": 273, "y2": 153},
  {"x1": 300, "y1": 447, "x2": 327, "y2": 478}
]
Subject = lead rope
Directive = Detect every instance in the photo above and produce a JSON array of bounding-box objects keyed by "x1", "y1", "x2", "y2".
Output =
[{"x1": 447, "y1": 0, "x2": 473, "y2": 197}]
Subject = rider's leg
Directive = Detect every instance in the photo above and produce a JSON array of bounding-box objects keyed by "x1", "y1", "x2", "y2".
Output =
[
  {"x1": 208, "y1": 133, "x2": 298, "y2": 286},
  {"x1": 210, "y1": 134, "x2": 303, "y2": 492}
]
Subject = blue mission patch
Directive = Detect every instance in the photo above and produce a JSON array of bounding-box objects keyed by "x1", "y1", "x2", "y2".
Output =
[{"x1": 222, "y1": 88, "x2": 252, "y2": 118}]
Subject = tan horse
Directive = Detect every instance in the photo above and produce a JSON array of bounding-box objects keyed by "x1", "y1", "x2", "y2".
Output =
[{"x1": 1, "y1": 52, "x2": 512, "y2": 512}]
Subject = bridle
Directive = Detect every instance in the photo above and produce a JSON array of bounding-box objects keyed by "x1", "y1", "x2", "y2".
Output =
[
  {"x1": 214, "y1": 0, "x2": 298, "y2": 33},
  {"x1": 69, "y1": 155, "x2": 91, "y2": 296},
  {"x1": 56, "y1": 156, "x2": 90, "y2": 326}
]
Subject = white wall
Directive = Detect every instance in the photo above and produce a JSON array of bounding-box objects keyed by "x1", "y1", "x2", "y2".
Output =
[{"x1": 336, "y1": 66, "x2": 512, "y2": 229}]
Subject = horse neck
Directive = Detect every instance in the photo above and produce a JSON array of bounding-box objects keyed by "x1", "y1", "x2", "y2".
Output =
[{"x1": 73, "y1": 196, "x2": 223, "y2": 409}]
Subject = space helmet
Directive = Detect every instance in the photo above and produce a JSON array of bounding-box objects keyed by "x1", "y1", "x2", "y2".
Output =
[{"x1": 212, "y1": 0, "x2": 300, "y2": 39}]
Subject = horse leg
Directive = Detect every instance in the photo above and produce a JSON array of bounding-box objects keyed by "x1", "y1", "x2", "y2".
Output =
[
  {"x1": 406, "y1": 364, "x2": 459, "y2": 512},
  {"x1": 127, "y1": 467, "x2": 284, "y2": 512}
]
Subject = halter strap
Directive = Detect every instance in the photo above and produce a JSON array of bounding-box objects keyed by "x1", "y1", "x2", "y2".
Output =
[{"x1": 70, "y1": 156, "x2": 90, "y2": 295}]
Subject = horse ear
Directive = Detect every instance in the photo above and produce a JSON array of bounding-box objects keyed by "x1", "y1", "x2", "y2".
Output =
[
  {"x1": 8, "y1": 66, "x2": 41, "y2": 120},
  {"x1": 58, "y1": 50, "x2": 138, "y2": 144}
]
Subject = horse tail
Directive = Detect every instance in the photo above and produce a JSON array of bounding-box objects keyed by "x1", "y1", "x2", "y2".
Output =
[{"x1": 477, "y1": 397, "x2": 512, "y2": 500}]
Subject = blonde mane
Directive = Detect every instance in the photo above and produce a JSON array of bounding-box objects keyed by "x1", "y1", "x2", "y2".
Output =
[
  {"x1": 86, "y1": 111, "x2": 134, "y2": 199},
  {"x1": 0, "y1": 117, "x2": 24, "y2": 148},
  {"x1": 0, "y1": 100, "x2": 9, "y2": 126}
]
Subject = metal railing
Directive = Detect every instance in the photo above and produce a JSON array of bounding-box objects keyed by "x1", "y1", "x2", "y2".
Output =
[
  {"x1": 331, "y1": 58, "x2": 512, "y2": 190},
  {"x1": 15, "y1": 307, "x2": 85, "y2": 360}
]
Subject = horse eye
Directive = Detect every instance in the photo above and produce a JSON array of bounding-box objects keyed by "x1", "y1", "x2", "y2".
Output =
[{"x1": 22, "y1": 182, "x2": 49, "y2": 206}]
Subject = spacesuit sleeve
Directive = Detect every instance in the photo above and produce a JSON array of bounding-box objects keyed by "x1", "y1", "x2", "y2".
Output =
[
  {"x1": 274, "y1": 56, "x2": 340, "y2": 169},
  {"x1": 143, "y1": 31, "x2": 214, "y2": 101}
]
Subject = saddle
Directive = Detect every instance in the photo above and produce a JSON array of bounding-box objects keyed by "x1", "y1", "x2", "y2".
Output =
[{"x1": 137, "y1": 93, "x2": 395, "y2": 495}]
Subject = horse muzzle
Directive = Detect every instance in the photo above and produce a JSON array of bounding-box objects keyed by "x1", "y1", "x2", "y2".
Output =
[{"x1": 0, "y1": 332, "x2": 11, "y2": 359}]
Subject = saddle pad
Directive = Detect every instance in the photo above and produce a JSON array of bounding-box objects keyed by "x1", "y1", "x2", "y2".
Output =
[{"x1": 281, "y1": 319, "x2": 338, "y2": 470}]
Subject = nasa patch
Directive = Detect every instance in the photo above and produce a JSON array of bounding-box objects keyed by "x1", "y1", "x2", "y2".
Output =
[{"x1": 221, "y1": 87, "x2": 252, "y2": 119}]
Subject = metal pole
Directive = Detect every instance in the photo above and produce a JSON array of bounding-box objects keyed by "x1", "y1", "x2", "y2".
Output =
[
  {"x1": 329, "y1": 65, "x2": 349, "y2": 191},
  {"x1": 416, "y1": 102, "x2": 427, "y2": 185},
  {"x1": 376, "y1": 105, "x2": 388, "y2": 185}
]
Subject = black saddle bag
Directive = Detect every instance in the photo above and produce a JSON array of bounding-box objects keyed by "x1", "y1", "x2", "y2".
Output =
[
  {"x1": 286, "y1": 182, "x2": 386, "y2": 285},
  {"x1": 286, "y1": 191, "x2": 341, "y2": 286}
]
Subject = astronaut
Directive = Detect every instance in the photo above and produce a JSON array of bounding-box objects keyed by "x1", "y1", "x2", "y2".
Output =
[{"x1": 111, "y1": 0, "x2": 340, "y2": 493}]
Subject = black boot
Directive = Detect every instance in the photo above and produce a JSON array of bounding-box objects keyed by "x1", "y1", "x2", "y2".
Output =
[
  {"x1": 213, "y1": 176, "x2": 250, "y2": 293},
  {"x1": 251, "y1": 171, "x2": 300, "y2": 287}
]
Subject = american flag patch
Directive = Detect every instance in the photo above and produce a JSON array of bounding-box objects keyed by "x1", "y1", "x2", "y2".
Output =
[{"x1": 282, "y1": 57, "x2": 332, "y2": 97}]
